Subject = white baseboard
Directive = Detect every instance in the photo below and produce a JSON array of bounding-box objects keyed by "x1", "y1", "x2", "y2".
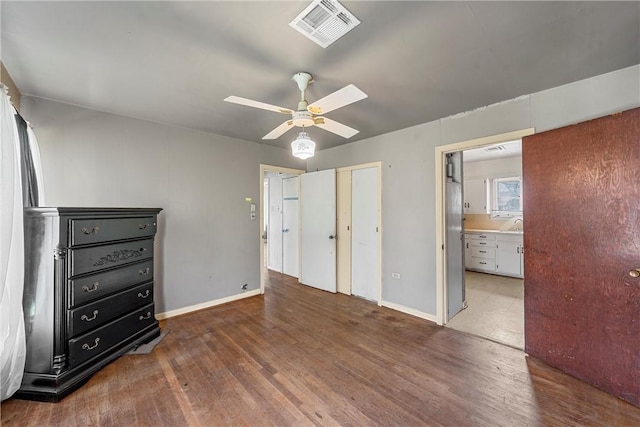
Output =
[
  {"x1": 156, "y1": 289, "x2": 261, "y2": 320},
  {"x1": 381, "y1": 300, "x2": 439, "y2": 325}
]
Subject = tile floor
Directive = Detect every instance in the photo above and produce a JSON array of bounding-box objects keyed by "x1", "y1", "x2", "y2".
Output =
[{"x1": 446, "y1": 271, "x2": 524, "y2": 349}]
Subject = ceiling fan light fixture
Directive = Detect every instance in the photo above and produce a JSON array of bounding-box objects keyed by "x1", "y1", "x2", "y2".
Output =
[
  {"x1": 291, "y1": 131, "x2": 316, "y2": 159},
  {"x1": 292, "y1": 110, "x2": 315, "y2": 127}
]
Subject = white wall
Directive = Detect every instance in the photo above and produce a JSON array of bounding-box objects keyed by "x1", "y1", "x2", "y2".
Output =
[
  {"x1": 308, "y1": 65, "x2": 640, "y2": 318},
  {"x1": 21, "y1": 96, "x2": 305, "y2": 314}
]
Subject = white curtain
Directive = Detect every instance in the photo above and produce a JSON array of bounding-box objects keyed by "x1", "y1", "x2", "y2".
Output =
[{"x1": 0, "y1": 85, "x2": 26, "y2": 400}]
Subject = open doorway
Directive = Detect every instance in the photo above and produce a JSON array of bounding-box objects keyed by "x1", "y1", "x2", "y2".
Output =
[
  {"x1": 259, "y1": 165, "x2": 304, "y2": 294},
  {"x1": 448, "y1": 141, "x2": 525, "y2": 349},
  {"x1": 435, "y1": 128, "x2": 534, "y2": 349}
]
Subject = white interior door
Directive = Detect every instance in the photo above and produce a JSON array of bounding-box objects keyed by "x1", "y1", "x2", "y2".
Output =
[
  {"x1": 282, "y1": 176, "x2": 299, "y2": 278},
  {"x1": 267, "y1": 173, "x2": 283, "y2": 272},
  {"x1": 351, "y1": 167, "x2": 379, "y2": 301},
  {"x1": 300, "y1": 169, "x2": 337, "y2": 293}
]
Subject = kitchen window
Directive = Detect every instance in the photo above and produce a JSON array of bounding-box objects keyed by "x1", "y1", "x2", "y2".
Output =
[{"x1": 491, "y1": 176, "x2": 522, "y2": 217}]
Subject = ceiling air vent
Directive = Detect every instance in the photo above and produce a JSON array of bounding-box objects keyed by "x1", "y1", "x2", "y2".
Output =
[
  {"x1": 485, "y1": 145, "x2": 506, "y2": 152},
  {"x1": 289, "y1": 0, "x2": 361, "y2": 48}
]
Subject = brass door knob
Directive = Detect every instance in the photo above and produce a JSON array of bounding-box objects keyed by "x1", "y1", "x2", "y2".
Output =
[{"x1": 629, "y1": 269, "x2": 640, "y2": 278}]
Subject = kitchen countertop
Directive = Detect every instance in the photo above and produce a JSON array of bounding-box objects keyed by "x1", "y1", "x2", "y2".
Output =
[{"x1": 464, "y1": 228, "x2": 523, "y2": 235}]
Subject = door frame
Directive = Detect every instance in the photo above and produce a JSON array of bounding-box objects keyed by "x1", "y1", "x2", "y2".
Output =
[
  {"x1": 434, "y1": 128, "x2": 534, "y2": 325},
  {"x1": 260, "y1": 164, "x2": 304, "y2": 294},
  {"x1": 336, "y1": 161, "x2": 383, "y2": 304}
]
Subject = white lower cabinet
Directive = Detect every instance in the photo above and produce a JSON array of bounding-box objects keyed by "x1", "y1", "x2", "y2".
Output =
[
  {"x1": 496, "y1": 235, "x2": 523, "y2": 277},
  {"x1": 465, "y1": 233, "x2": 496, "y2": 274},
  {"x1": 465, "y1": 231, "x2": 523, "y2": 278}
]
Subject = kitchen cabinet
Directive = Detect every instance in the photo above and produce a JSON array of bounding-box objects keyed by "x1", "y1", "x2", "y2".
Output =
[
  {"x1": 465, "y1": 232, "x2": 496, "y2": 273},
  {"x1": 463, "y1": 178, "x2": 487, "y2": 214},
  {"x1": 465, "y1": 231, "x2": 523, "y2": 278},
  {"x1": 496, "y1": 234, "x2": 524, "y2": 277}
]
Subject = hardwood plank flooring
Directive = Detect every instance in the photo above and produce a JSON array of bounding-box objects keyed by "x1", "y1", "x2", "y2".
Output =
[{"x1": 2, "y1": 270, "x2": 639, "y2": 426}]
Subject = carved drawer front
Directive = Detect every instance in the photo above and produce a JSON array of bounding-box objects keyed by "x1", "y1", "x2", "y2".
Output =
[
  {"x1": 68, "y1": 283, "x2": 154, "y2": 338},
  {"x1": 68, "y1": 303, "x2": 156, "y2": 368},
  {"x1": 70, "y1": 239, "x2": 154, "y2": 277},
  {"x1": 70, "y1": 216, "x2": 156, "y2": 246},
  {"x1": 69, "y1": 260, "x2": 153, "y2": 308}
]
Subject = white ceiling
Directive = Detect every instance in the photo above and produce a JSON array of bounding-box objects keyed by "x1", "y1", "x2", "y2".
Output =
[
  {"x1": 2, "y1": 1, "x2": 638, "y2": 152},
  {"x1": 463, "y1": 140, "x2": 522, "y2": 163}
]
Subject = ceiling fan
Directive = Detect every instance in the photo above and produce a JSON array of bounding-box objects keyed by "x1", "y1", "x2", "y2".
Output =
[{"x1": 224, "y1": 72, "x2": 367, "y2": 140}]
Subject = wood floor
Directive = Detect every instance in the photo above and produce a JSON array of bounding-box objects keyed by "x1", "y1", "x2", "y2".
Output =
[{"x1": 2, "y1": 270, "x2": 639, "y2": 426}]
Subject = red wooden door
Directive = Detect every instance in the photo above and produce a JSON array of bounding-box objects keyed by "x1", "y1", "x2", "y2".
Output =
[{"x1": 523, "y1": 108, "x2": 640, "y2": 407}]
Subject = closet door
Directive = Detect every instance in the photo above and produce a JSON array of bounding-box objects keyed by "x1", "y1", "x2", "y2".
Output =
[
  {"x1": 351, "y1": 167, "x2": 379, "y2": 301},
  {"x1": 300, "y1": 169, "x2": 337, "y2": 293}
]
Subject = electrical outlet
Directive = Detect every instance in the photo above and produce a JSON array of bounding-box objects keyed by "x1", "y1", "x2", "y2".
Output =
[
  {"x1": 391, "y1": 272, "x2": 401, "y2": 279},
  {"x1": 241, "y1": 284, "x2": 248, "y2": 290}
]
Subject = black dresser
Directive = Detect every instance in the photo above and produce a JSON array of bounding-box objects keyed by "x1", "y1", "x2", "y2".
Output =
[{"x1": 17, "y1": 207, "x2": 162, "y2": 402}]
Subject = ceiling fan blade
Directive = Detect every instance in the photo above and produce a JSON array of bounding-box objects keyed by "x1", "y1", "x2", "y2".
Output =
[
  {"x1": 314, "y1": 117, "x2": 359, "y2": 139},
  {"x1": 263, "y1": 120, "x2": 294, "y2": 139},
  {"x1": 307, "y1": 84, "x2": 367, "y2": 115},
  {"x1": 224, "y1": 96, "x2": 293, "y2": 114}
]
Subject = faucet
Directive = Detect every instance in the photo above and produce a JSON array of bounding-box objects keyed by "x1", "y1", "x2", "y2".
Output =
[{"x1": 512, "y1": 218, "x2": 523, "y2": 230}]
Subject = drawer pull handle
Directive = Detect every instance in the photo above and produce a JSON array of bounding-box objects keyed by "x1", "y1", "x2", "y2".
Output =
[
  {"x1": 81, "y1": 310, "x2": 99, "y2": 322},
  {"x1": 139, "y1": 223, "x2": 149, "y2": 230},
  {"x1": 82, "y1": 338, "x2": 100, "y2": 351},
  {"x1": 139, "y1": 267, "x2": 150, "y2": 276},
  {"x1": 479, "y1": 262, "x2": 487, "y2": 265},
  {"x1": 479, "y1": 250, "x2": 486, "y2": 253},
  {"x1": 81, "y1": 226, "x2": 100, "y2": 235},
  {"x1": 82, "y1": 282, "x2": 99, "y2": 293},
  {"x1": 139, "y1": 312, "x2": 152, "y2": 320},
  {"x1": 138, "y1": 290, "x2": 150, "y2": 298}
]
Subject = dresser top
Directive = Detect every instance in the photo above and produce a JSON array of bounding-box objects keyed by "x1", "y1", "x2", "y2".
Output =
[{"x1": 24, "y1": 207, "x2": 163, "y2": 217}]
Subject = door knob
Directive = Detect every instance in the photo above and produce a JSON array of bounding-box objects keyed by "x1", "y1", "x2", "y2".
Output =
[
  {"x1": 329, "y1": 235, "x2": 336, "y2": 240},
  {"x1": 629, "y1": 268, "x2": 640, "y2": 278}
]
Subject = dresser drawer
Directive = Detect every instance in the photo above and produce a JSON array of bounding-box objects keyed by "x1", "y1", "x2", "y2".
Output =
[
  {"x1": 469, "y1": 246, "x2": 496, "y2": 259},
  {"x1": 70, "y1": 239, "x2": 154, "y2": 277},
  {"x1": 68, "y1": 283, "x2": 154, "y2": 338},
  {"x1": 70, "y1": 216, "x2": 156, "y2": 246},
  {"x1": 69, "y1": 260, "x2": 153, "y2": 307},
  {"x1": 68, "y1": 303, "x2": 156, "y2": 368}
]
